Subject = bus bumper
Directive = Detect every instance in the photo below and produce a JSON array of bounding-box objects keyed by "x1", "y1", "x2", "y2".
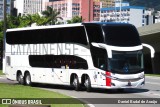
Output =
[{"x1": 92, "y1": 78, "x2": 145, "y2": 89}]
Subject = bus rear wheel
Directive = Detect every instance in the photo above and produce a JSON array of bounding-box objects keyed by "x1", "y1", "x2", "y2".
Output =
[
  {"x1": 84, "y1": 77, "x2": 92, "y2": 92},
  {"x1": 73, "y1": 76, "x2": 80, "y2": 91},
  {"x1": 24, "y1": 73, "x2": 32, "y2": 86},
  {"x1": 17, "y1": 73, "x2": 24, "y2": 85}
]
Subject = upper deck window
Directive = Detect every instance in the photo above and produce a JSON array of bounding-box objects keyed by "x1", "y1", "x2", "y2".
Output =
[{"x1": 6, "y1": 26, "x2": 88, "y2": 45}]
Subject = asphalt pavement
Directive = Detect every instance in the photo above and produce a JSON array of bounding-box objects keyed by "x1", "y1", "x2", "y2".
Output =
[{"x1": 0, "y1": 75, "x2": 160, "y2": 107}]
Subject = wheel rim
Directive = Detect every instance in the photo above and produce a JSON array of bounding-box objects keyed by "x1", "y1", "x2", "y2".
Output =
[
  {"x1": 26, "y1": 75, "x2": 30, "y2": 85},
  {"x1": 84, "y1": 79, "x2": 89, "y2": 88},
  {"x1": 73, "y1": 78, "x2": 77, "y2": 87}
]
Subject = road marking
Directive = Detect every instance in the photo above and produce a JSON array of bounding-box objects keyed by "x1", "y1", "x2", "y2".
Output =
[
  {"x1": 71, "y1": 96, "x2": 95, "y2": 107},
  {"x1": 146, "y1": 82, "x2": 160, "y2": 86}
]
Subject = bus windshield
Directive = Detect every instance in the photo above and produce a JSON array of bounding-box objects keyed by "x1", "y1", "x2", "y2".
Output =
[
  {"x1": 108, "y1": 50, "x2": 144, "y2": 74},
  {"x1": 102, "y1": 25, "x2": 141, "y2": 47}
]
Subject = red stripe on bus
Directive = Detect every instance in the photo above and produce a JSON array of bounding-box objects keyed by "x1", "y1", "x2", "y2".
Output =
[{"x1": 106, "y1": 71, "x2": 111, "y2": 86}]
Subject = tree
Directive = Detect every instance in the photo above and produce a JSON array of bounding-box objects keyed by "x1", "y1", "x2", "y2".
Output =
[
  {"x1": 67, "y1": 16, "x2": 83, "y2": 24},
  {"x1": 18, "y1": 14, "x2": 35, "y2": 27},
  {"x1": 0, "y1": 21, "x2": 4, "y2": 41},
  {"x1": 7, "y1": 15, "x2": 21, "y2": 28},
  {"x1": 42, "y1": 6, "x2": 63, "y2": 25},
  {"x1": 32, "y1": 14, "x2": 48, "y2": 26},
  {"x1": 24, "y1": 14, "x2": 34, "y2": 27}
]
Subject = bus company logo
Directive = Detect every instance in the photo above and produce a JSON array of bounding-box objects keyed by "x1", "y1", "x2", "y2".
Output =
[
  {"x1": 2, "y1": 99, "x2": 11, "y2": 104},
  {"x1": 126, "y1": 80, "x2": 132, "y2": 86},
  {"x1": 9, "y1": 44, "x2": 80, "y2": 55}
]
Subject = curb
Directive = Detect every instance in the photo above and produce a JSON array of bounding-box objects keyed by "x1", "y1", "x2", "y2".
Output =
[{"x1": 0, "y1": 75, "x2": 6, "y2": 77}]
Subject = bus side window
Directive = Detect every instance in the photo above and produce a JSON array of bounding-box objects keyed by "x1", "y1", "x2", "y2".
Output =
[
  {"x1": 98, "y1": 58, "x2": 105, "y2": 70},
  {"x1": 6, "y1": 56, "x2": 11, "y2": 66},
  {"x1": 29, "y1": 55, "x2": 88, "y2": 69}
]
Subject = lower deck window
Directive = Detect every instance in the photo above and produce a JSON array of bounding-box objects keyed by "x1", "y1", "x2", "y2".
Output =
[{"x1": 29, "y1": 55, "x2": 88, "y2": 69}]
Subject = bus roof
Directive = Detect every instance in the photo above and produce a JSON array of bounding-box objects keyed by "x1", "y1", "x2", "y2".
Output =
[
  {"x1": 6, "y1": 23, "x2": 83, "y2": 32},
  {"x1": 6, "y1": 22, "x2": 134, "y2": 32}
]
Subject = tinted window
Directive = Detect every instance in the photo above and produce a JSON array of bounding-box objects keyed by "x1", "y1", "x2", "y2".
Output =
[
  {"x1": 90, "y1": 47, "x2": 107, "y2": 70},
  {"x1": 102, "y1": 24, "x2": 141, "y2": 46},
  {"x1": 6, "y1": 26, "x2": 88, "y2": 45},
  {"x1": 29, "y1": 55, "x2": 88, "y2": 69},
  {"x1": 85, "y1": 25, "x2": 104, "y2": 43}
]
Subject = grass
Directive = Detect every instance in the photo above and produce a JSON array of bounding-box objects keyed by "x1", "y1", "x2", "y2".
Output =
[
  {"x1": 0, "y1": 70, "x2": 4, "y2": 75},
  {"x1": 0, "y1": 83, "x2": 84, "y2": 107},
  {"x1": 145, "y1": 74, "x2": 160, "y2": 77}
]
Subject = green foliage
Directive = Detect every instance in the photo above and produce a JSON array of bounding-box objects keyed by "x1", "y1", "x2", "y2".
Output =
[
  {"x1": 31, "y1": 14, "x2": 48, "y2": 26},
  {"x1": 42, "y1": 6, "x2": 63, "y2": 25},
  {"x1": 0, "y1": 8, "x2": 64, "y2": 41},
  {"x1": 145, "y1": 74, "x2": 160, "y2": 77},
  {"x1": 0, "y1": 13, "x2": 48, "y2": 41},
  {"x1": 126, "y1": 0, "x2": 160, "y2": 11},
  {"x1": 67, "y1": 16, "x2": 83, "y2": 24},
  {"x1": 0, "y1": 70, "x2": 4, "y2": 75},
  {"x1": 0, "y1": 21, "x2": 4, "y2": 40}
]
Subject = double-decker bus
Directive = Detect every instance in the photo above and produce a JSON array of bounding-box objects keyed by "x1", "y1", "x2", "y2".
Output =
[{"x1": 3, "y1": 22, "x2": 154, "y2": 91}]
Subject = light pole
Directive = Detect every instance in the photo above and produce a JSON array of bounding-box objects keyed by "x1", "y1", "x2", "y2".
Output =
[
  {"x1": 88, "y1": 0, "x2": 90, "y2": 22},
  {"x1": 3, "y1": 0, "x2": 7, "y2": 71},
  {"x1": 3, "y1": 0, "x2": 6, "y2": 52},
  {"x1": 119, "y1": 0, "x2": 122, "y2": 22}
]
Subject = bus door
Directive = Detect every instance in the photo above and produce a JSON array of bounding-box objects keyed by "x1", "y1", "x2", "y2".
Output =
[
  {"x1": 97, "y1": 58, "x2": 106, "y2": 86},
  {"x1": 95, "y1": 70, "x2": 106, "y2": 86}
]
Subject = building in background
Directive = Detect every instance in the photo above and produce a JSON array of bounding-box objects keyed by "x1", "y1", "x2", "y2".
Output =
[
  {"x1": 155, "y1": 11, "x2": 160, "y2": 23},
  {"x1": 0, "y1": 0, "x2": 11, "y2": 20},
  {"x1": 144, "y1": 9, "x2": 160, "y2": 25},
  {"x1": 81, "y1": 0, "x2": 100, "y2": 22},
  {"x1": 100, "y1": 1, "x2": 145, "y2": 27},
  {"x1": 100, "y1": 0, "x2": 115, "y2": 8},
  {"x1": 14, "y1": 0, "x2": 48, "y2": 16},
  {"x1": 45, "y1": 0, "x2": 100, "y2": 22}
]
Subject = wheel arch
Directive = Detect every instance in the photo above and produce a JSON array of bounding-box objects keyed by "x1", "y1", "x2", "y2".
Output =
[
  {"x1": 70, "y1": 73, "x2": 78, "y2": 85},
  {"x1": 16, "y1": 70, "x2": 22, "y2": 81},
  {"x1": 24, "y1": 70, "x2": 30, "y2": 76},
  {"x1": 81, "y1": 74, "x2": 89, "y2": 86}
]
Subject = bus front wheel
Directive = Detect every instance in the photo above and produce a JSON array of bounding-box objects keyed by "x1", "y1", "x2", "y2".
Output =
[
  {"x1": 24, "y1": 73, "x2": 32, "y2": 86},
  {"x1": 73, "y1": 76, "x2": 80, "y2": 91}
]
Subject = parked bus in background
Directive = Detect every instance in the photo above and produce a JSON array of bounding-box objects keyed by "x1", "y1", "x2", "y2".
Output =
[{"x1": 3, "y1": 22, "x2": 155, "y2": 91}]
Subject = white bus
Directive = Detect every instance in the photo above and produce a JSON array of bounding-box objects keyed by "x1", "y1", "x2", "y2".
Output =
[{"x1": 3, "y1": 22, "x2": 154, "y2": 91}]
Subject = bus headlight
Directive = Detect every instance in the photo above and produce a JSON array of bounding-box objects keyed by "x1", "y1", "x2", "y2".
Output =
[
  {"x1": 139, "y1": 74, "x2": 144, "y2": 79},
  {"x1": 101, "y1": 72, "x2": 118, "y2": 80}
]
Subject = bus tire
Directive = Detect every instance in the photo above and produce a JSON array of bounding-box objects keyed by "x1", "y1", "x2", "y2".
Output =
[
  {"x1": 73, "y1": 76, "x2": 80, "y2": 91},
  {"x1": 24, "y1": 72, "x2": 32, "y2": 86},
  {"x1": 17, "y1": 72, "x2": 24, "y2": 85},
  {"x1": 85, "y1": 77, "x2": 92, "y2": 92}
]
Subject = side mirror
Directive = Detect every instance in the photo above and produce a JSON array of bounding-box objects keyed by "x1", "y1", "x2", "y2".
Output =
[{"x1": 142, "y1": 43, "x2": 155, "y2": 58}]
